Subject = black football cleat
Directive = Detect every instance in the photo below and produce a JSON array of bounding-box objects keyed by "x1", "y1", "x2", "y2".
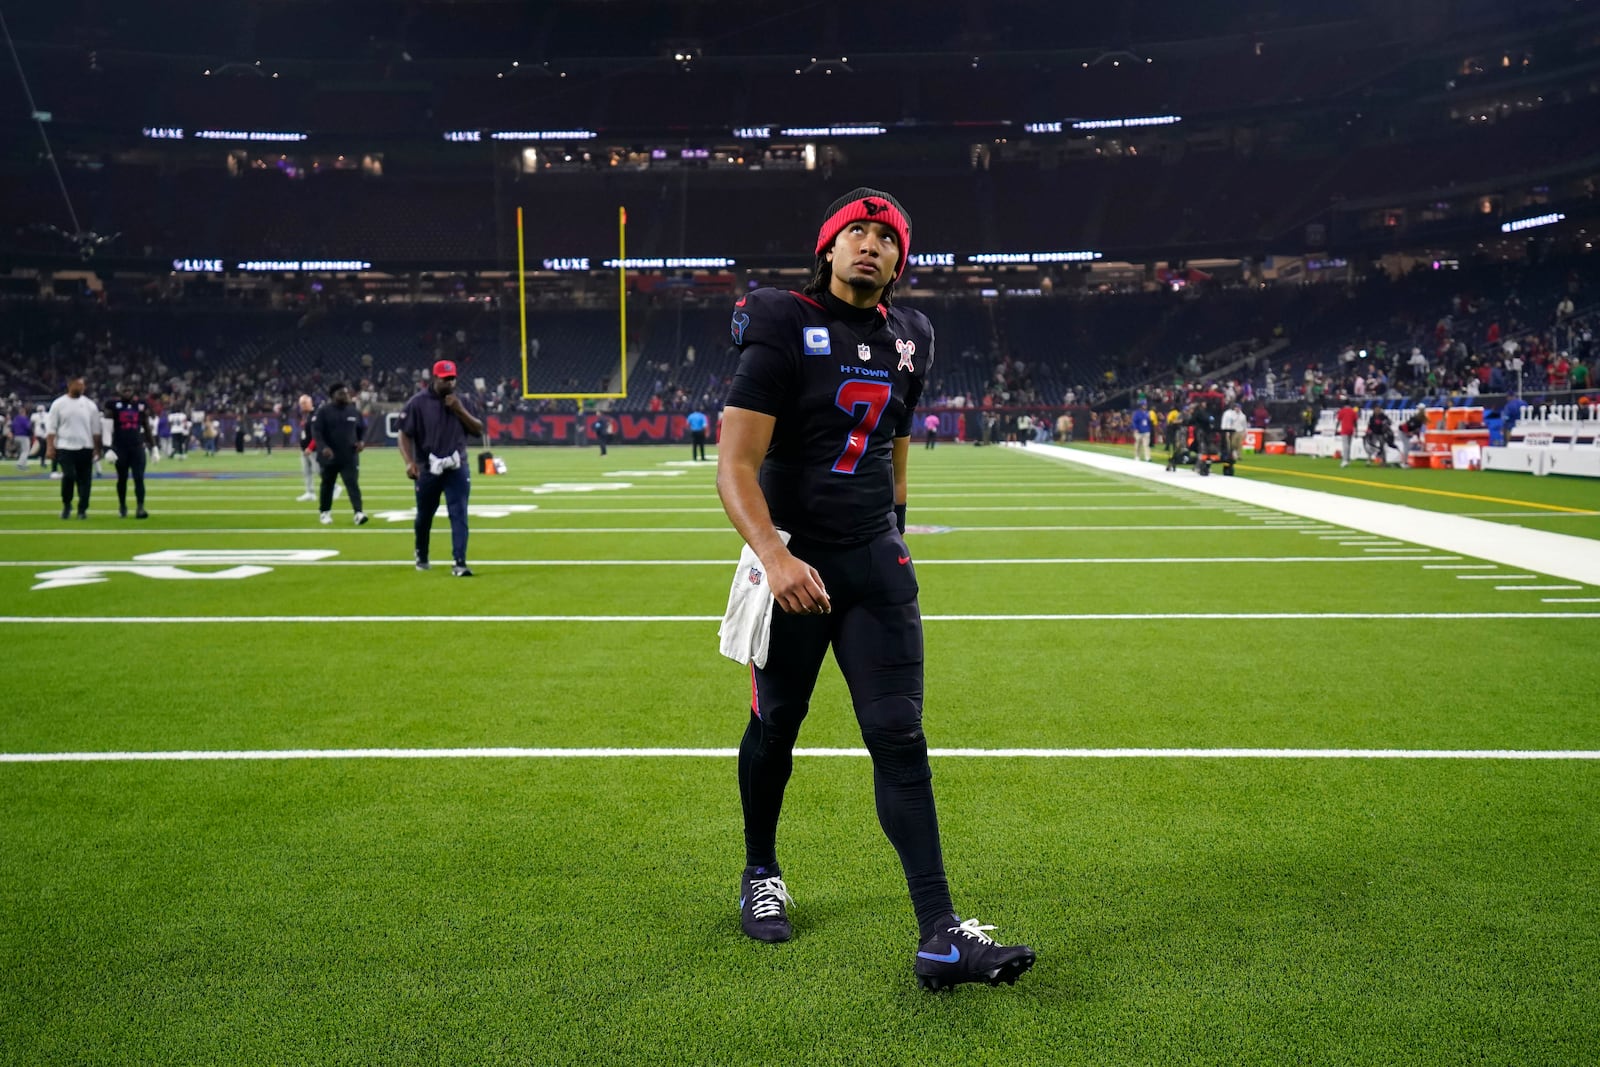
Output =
[
  {"x1": 739, "y1": 867, "x2": 793, "y2": 943},
  {"x1": 914, "y1": 917, "x2": 1036, "y2": 991}
]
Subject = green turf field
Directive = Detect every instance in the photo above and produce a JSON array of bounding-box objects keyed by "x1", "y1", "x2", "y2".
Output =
[{"x1": 2, "y1": 443, "x2": 1597, "y2": 1065}]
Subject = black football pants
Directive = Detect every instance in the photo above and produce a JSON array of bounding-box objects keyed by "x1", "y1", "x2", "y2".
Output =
[
  {"x1": 739, "y1": 526, "x2": 953, "y2": 932},
  {"x1": 115, "y1": 447, "x2": 146, "y2": 511},
  {"x1": 319, "y1": 456, "x2": 363, "y2": 512},
  {"x1": 57, "y1": 448, "x2": 93, "y2": 514}
]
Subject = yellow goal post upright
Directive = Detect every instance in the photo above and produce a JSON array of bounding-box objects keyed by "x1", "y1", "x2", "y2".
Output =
[{"x1": 517, "y1": 205, "x2": 629, "y2": 403}]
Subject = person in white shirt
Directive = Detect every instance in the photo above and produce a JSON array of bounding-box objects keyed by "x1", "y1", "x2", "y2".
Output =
[
  {"x1": 1220, "y1": 401, "x2": 1250, "y2": 462},
  {"x1": 170, "y1": 409, "x2": 190, "y2": 459},
  {"x1": 19, "y1": 405, "x2": 45, "y2": 470},
  {"x1": 46, "y1": 376, "x2": 102, "y2": 519}
]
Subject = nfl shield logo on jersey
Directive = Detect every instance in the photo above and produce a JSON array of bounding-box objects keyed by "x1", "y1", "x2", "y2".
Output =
[
  {"x1": 895, "y1": 338, "x2": 916, "y2": 371},
  {"x1": 857, "y1": 343, "x2": 872, "y2": 362}
]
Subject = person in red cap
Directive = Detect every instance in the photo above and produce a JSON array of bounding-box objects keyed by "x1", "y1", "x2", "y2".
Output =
[
  {"x1": 716, "y1": 187, "x2": 1035, "y2": 990},
  {"x1": 398, "y1": 359, "x2": 484, "y2": 576}
]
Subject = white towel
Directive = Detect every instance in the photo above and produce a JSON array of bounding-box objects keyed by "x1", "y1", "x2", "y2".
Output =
[
  {"x1": 718, "y1": 531, "x2": 790, "y2": 669},
  {"x1": 428, "y1": 450, "x2": 462, "y2": 475}
]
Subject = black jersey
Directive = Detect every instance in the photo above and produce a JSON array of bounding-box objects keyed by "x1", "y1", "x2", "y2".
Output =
[
  {"x1": 311, "y1": 402, "x2": 366, "y2": 459},
  {"x1": 107, "y1": 398, "x2": 150, "y2": 453},
  {"x1": 725, "y1": 287, "x2": 932, "y2": 546}
]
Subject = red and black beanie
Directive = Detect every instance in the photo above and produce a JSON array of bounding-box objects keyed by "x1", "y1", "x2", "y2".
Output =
[{"x1": 815, "y1": 187, "x2": 912, "y2": 279}]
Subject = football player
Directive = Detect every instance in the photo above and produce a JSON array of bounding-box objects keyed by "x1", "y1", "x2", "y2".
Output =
[{"x1": 717, "y1": 188, "x2": 1035, "y2": 990}]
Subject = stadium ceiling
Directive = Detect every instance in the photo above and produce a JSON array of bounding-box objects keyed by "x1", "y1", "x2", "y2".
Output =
[{"x1": 8, "y1": 0, "x2": 1579, "y2": 64}]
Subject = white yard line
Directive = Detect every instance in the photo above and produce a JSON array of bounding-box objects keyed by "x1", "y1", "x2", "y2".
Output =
[
  {"x1": 0, "y1": 555, "x2": 1453, "y2": 568},
  {"x1": 1024, "y1": 445, "x2": 1600, "y2": 587},
  {"x1": 3, "y1": 746, "x2": 1596, "y2": 763},
  {"x1": 2, "y1": 612, "x2": 1594, "y2": 624}
]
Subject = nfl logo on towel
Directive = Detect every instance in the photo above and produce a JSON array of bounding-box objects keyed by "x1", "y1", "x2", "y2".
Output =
[{"x1": 748, "y1": 566, "x2": 763, "y2": 585}]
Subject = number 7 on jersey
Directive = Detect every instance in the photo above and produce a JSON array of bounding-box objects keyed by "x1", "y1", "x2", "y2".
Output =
[{"x1": 831, "y1": 380, "x2": 893, "y2": 474}]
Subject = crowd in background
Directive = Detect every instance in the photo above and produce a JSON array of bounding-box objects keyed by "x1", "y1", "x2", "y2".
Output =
[{"x1": 4, "y1": 256, "x2": 1595, "y2": 452}]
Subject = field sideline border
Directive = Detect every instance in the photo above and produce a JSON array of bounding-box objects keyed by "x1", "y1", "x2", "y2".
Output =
[
  {"x1": 1026, "y1": 444, "x2": 1600, "y2": 587},
  {"x1": 2, "y1": 612, "x2": 1596, "y2": 623},
  {"x1": 4, "y1": 747, "x2": 1599, "y2": 763}
]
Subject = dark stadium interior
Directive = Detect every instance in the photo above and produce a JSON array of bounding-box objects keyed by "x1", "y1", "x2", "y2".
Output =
[{"x1": 1, "y1": 0, "x2": 1596, "y2": 437}]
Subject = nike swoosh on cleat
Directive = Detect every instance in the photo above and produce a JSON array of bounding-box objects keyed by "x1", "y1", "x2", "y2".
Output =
[
  {"x1": 917, "y1": 946, "x2": 960, "y2": 963},
  {"x1": 897, "y1": 555, "x2": 910, "y2": 565}
]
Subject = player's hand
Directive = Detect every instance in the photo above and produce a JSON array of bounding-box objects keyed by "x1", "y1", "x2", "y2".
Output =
[
  {"x1": 405, "y1": 460, "x2": 419, "y2": 480},
  {"x1": 319, "y1": 447, "x2": 333, "y2": 461},
  {"x1": 45, "y1": 445, "x2": 55, "y2": 461},
  {"x1": 355, "y1": 441, "x2": 364, "y2": 453},
  {"x1": 766, "y1": 550, "x2": 831, "y2": 615},
  {"x1": 443, "y1": 393, "x2": 463, "y2": 412}
]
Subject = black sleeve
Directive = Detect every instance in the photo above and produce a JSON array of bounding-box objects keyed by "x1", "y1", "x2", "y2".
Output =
[
  {"x1": 725, "y1": 342, "x2": 796, "y2": 416},
  {"x1": 724, "y1": 289, "x2": 800, "y2": 416}
]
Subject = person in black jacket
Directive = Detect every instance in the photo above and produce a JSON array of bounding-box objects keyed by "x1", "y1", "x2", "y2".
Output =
[
  {"x1": 312, "y1": 383, "x2": 367, "y2": 525},
  {"x1": 717, "y1": 187, "x2": 1034, "y2": 991}
]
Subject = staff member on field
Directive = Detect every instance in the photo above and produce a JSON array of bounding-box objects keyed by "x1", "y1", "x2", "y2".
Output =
[
  {"x1": 312, "y1": 383, "x2": 368, "y2": 526},
  {"x1": 399, "y1": 360, "x2": 484, "y2": 577},
  {"x1": 46, "y1": 375, "x2": 101, "y2": 520}
]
